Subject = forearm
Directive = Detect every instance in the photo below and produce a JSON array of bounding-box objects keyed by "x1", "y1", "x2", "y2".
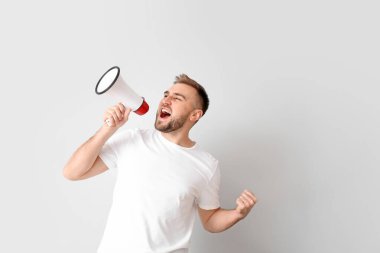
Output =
[
  {"x1": 204, "y1": 208, "x2": 243, "y2": 233},
  {"x1": 63, "y1": 125, "x2": 115, "y2": 179}
]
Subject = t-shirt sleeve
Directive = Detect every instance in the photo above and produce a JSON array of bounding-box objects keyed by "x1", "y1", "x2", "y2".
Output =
[
  {"x1": 98, "y1": 129, "x2": 132, "y2": 170},
  {"x1": 197, "y1": 161, "x2": 221, "y2": 210},
  {"x1": 99, "y1": 139, "x2": 117, "y2": 170}
]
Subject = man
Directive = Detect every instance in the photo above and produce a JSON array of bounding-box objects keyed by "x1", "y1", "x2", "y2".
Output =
[{"x1": 63, "y1": 74, "x2": 257, "y2": 253}]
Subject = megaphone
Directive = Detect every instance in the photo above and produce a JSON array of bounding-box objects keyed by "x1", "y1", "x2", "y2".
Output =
[{"x1": 95, "y1": 66, "x2": 149, "y2": 126}]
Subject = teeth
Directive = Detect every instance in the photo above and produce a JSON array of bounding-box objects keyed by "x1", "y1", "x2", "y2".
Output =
[{"x1": 162, "y1": 108, "x2": 171, "y2": 115}]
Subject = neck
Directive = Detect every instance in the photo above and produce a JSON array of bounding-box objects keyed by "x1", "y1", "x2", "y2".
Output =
[{"x1": 160, "y1": 128, "x2": 195, "y2": 148}]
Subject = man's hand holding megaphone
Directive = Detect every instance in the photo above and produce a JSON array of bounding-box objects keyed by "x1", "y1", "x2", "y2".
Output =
[{"x1": 103, "y1": 102, "x2": 132, "y2": 128}]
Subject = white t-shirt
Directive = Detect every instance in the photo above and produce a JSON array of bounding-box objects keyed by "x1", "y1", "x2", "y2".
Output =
[{"x1": 97, "y1": 128, "x2": 220, "y2": 253}]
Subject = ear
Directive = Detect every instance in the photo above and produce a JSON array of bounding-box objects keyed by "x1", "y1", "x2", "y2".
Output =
[{"x1": 190, "y1": 109, "x2": 203, "y2": 122}]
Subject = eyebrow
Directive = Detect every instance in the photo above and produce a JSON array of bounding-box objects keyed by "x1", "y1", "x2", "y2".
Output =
[{"x1": 164, "y1": 91, "x2": 187, "y2": 100}]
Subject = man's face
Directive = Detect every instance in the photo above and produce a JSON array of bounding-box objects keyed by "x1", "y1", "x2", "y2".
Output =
[{"x1": 154, "y1": 83, "x2": 200, "y2": 133}]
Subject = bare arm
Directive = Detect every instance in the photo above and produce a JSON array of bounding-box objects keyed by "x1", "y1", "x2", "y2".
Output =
[
  {"x1": 63, "y1": 125, "x2": 115, "y2": 180},
  {"x1": 63, "y1": 103, "x2": 131, "y2": 181},
  {"x1": 198, "y1": 189, "x2": 257, "y2": 233}
]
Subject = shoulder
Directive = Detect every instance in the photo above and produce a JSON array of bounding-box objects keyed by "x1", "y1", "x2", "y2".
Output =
[
  {"x1": 191, "y1": 146, "x2": 220, "y2": 172},
  {"x1": 115, "y1": 128, "x2": 153, "y2": 136},
  {"x1": 192, "y1": 142, "x2": 218, "y2": 161},
  {"x1": 135, "y1": 128, "x2": 154, "y2": 135},
  {"x1": 198, "y1": 149, "x2": 218, "y2": 164},
  {"x1": 106, "y1": 128, "x2": 147, "y2": 145},
  {"x1": 111, "y1": 128, "x2": 139, "y2": 139}
]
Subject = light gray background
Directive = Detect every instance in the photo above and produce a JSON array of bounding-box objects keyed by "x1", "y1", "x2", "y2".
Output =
[{"x1": 1, "y1": 0, "x2": 379, "y2": 252}]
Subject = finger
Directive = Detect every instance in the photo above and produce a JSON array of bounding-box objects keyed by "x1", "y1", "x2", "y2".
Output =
[
  {"x1": 107, "y1": 109, "x2": 120, "y2": 123},
  {"x1": 240, "y1": 196, "x2": 251, "y2": 208},
  {"x1": 242, "y1": 193, "x2": 255, "y2": 205},
  {"x1": 117, "y1": 102, "x2": 126, "y2": 114},
  {"x1": 124, "y1": 107, "x2": 132, "y2": 119},
  {"x1": 116, "y1": 103, "x2": 127, "y2": 120},
  {"x1": 105, "y1": 117, "x2": 115, "y2": 127},
  {"x1": 238, "y1": 195, "x2": 248, "y2": 208},
  {"x1": 244, "y1": 189, "x2": 256, "y2": 199},
  {"x1": 112, "y1": 106, "x2": 123, "y2": 120},
  {"x1": 103, "y1": 114, "x2": 113, "y2": 125},
  {"x1": 236, "y1": 198, "x2": 245, "y2": 210},
  {"x1": 109, "y1": 112, "x2": 118, "y2": 124},
  {"x1": 119, "y1": 108, "x2": 131, "y2": 124},
  {"x1": 244, "y1": 190, "x2": 257, "y2": 203},
  {"x1": 242, "y1": 192, "x2": 256, "y2": 204}
]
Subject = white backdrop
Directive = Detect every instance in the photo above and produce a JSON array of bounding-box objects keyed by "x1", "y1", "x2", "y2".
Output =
[{"x1": 1, "y1": 0, "x2": 379, "y2": 252}]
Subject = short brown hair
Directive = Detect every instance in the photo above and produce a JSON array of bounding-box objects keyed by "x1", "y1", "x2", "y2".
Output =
[{"x1": 174, "y1": 74, "x2": 209, "y2": 115}]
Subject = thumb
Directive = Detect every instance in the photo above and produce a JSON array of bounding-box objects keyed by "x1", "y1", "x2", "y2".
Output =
[
  {"x1": 235, "y1": 198, "x2": 245, "y2": 212},
  {"x1": 121, "y1": 107, "x2": 132, "y2": 123}
]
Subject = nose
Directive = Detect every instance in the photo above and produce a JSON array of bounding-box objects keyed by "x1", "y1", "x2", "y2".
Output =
[{"x1": 162, "y1": 95, "x2": 172, "y2": 105}]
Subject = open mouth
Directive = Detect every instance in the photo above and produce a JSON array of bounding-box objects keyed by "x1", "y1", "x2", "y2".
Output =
[{"x1": 159, "y1": 108, "x2": 172, "y2": 119}]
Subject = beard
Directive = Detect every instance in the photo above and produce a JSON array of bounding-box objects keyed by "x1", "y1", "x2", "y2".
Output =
[{"x1": 154, "y1": 112, "x2": 189, "y2": 133}]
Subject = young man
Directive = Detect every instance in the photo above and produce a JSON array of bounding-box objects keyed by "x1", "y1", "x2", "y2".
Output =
[{"x1": 63, "y1": 74, "x2": 257, "y2": 253}]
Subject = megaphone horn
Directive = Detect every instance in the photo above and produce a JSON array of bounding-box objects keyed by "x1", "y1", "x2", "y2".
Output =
[{"x1": 95, "y1": 66, "x2": 149, "y2": 124}]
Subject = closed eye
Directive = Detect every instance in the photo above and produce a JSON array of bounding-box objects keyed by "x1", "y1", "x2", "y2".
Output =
[
  {"x1": 173, "y1": 92, "x2": 186, "y2": 101},
  {"x1": 163, "y1": 91, "x2": 186, "y2": 101}
]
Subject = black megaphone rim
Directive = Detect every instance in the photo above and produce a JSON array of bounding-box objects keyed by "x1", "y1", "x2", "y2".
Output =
[{"x1": 95, "y1": 66, "x2": 120, "y2": 95}]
